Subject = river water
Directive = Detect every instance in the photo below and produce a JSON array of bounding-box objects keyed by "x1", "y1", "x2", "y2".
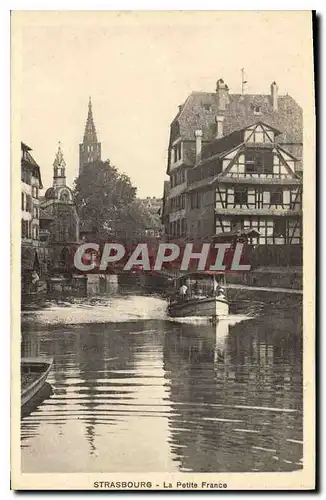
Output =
[{"x1": 21, "y1": 285, "x2": 303, "y2": 473}]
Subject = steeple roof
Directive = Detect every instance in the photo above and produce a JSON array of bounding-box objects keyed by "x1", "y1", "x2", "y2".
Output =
[
  {"x1": 83, "y1": 96, "x2": 98, "y2": 143},
  {"x1": 53, "y1": 141, "x2": 66, "y2": 170}
]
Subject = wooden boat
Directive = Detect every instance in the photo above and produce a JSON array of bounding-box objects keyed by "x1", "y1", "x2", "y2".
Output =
[
  {"x1": 21, "y1": 357, "x2": 53, "y2": 407},
  {"x1": 168, "y1": 272, "x2": 229, "y2": 320},
  {"x1": 167, "y1": 229, "x2": 261, "y2": 320}
]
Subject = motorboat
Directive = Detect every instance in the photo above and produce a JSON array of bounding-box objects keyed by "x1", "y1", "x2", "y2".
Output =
[{"x1": 168, "y1": 271, "x2": 229, "y2": 320}]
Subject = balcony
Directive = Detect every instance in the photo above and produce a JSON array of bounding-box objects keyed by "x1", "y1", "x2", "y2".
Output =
[
  {"x1": 216, "y1": 176, "x2": 302, "y2": 185},
  {"x1": 215, "y1": 207, "x2": 302, "y2": 217}
]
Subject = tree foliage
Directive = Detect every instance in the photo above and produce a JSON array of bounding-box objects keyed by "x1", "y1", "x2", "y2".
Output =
[{"x1": 74, "y1": 160, "x2": 161, "y2": 239}]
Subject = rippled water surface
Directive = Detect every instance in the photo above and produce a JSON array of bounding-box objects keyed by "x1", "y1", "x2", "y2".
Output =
[{"x1": 21, "y1": 288, "x2": 303, "y2": 473}]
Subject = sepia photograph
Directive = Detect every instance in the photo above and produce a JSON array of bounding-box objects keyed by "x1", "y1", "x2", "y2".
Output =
[{"x1": 11, "y1": 10, "x2": 315, "y2": 490}]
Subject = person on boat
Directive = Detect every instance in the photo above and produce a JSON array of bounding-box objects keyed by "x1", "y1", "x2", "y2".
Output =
[
  {"x1": 212, "y1": 277, "x2": 218, "y2": 296},
  {"x1": 216, "y1": 285, "x2": 226, "y2": 299},
  {"x1": 179, "y1": 283, "x2": 188, "y2": 301}
]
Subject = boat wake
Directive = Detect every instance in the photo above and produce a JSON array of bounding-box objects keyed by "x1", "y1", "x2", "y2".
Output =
[
  {"x1": 168, "y1": 313, "x2": 254, "y2": 326},
  {"x1": 21, "y1": 295, "x2": 256, "y2": 327},
  {"x1": 21, "y1": 295, "x2": 169, "y2": 325}
]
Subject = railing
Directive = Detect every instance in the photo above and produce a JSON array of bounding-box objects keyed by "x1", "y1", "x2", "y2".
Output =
[{"x1": 215, "y1": 207, "x2": 302, "y2": 216}]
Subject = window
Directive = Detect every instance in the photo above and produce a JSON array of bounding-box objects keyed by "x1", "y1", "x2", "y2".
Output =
[
  {"x1": 22, "y1": 220, "x2": 30, "y2": 239},
  {"x1": 21, "y1": 168, "x2": 32, "y2": 185},
  {"x1": 173, "y1": 143, "x2": 182, "y2": 163},
  {"x1": 21, "y1": 192, "x2": 25, "y2": 211},
  {"x1": 245, "y1": 149, "x2": 273, "y2": 174},
  {"x1": 245, "y1": 162, "x2": 256, "y2": 174},
  {"x1": 253, "y1": 106, "x2": 262, "y2": 115},
  {"x1": 181, "y1": 218, "x2": 187, "y2": 236},
  {"x1": 270, "y1": 189, "x2": 283, "y2": 206},
  {"x1": 60, "y1": 191, "x2": 70, "y2": 202},
  {"x1": 203, "y1": 104, "x2": 211, "y2": 111},
  {"x1": 234, "y1": 186, "x2": 247, "y2": 205},
  {"x1": 25, "y1": 195, "x2": 32, "y2": 212},
  {"x1": 230, "y1": 219, "x2": 243, "y2": 231},
  {"x1": 190, "y1": 192, "x2": 200, "y2": 209},
  {"x1": 58, "y1": 228, "x2": 66, "y2": 241},
  {"x1": 274, "y1": 219, "x2": 286, "y2": 238}
]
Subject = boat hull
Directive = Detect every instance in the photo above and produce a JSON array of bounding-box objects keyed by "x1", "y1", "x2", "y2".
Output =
[
  {"x1": 168, "y1": 296, "x2": 229, "y2": 318},
  {"x1": 21, "y1": 357, "x2": 53, "y2": 407}
]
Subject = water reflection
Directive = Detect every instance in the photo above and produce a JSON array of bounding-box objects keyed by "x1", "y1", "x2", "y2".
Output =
[
  {"x1": 163, "y1": 315, "x2": 302, "y2": 472},
  {"x1": 21, "y1": 383, "x2": 54, "y2": 421},
  {"x1": 20, "y1": 292, "x2": 302, "y2": 473}
]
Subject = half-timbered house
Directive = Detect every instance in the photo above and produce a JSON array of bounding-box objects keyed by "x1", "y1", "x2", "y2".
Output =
[
  {"x1": 163, "y1": 78, "x2": 303, "y2": 266},
  {"x1": 187, "y1": 121, "x2": 302, "y2": 247}
]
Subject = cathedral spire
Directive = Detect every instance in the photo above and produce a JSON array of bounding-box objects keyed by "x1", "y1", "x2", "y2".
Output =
[
  {"x1": 79, "y1": 97, "x2": 102, "y2": 174},
  {"x1": 53, "y1": 141, "x2": 66, "y2": 187},
  {"x1": 84, "y1": 96, "x2": 98, "y2": 143}
]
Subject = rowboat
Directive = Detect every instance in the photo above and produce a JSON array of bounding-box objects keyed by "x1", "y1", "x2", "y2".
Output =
[
  {"x1": 168, "y1": 271, "x2": 229, "y2": 321},
  {"x1": 21, "y1": 357, "x2": 53, "y2": 407}
]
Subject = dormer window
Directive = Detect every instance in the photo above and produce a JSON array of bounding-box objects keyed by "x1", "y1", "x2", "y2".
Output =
[
  {"x1": 253, "y1": 106, "x2": 262, "y2": 115},
  {"x1": 173, "y1": 143, "x2": 182, "y2": 163}
]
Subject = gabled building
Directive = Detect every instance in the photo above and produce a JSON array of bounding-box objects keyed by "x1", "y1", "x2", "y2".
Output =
[
  {"x1": 187, "y1": 121, "x2": 302, "y2": 244},
  {"x1": 79, "y1": 97, "x2": 101, "y2": 175},
  {"x1": 41, "y1": 143, "x2": 80, "y2": 272},
  {"x1": 21, "y1": 142, "x2": 43, "y2": 281},
  {"x1": 21, "y1": 142, "x2": 43, "y2": 245},
  {"x1": 164, "y1": 79, "x2": 303, "y2": 266}
]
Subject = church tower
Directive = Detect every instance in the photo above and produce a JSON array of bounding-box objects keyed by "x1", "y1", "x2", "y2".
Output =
[
  {"x1": 79, "y1": 97, "x2": 102, "y2": 175},
  {"x1": 45, "y1": 142, "x2": 73, "y2": 203},
  {"x1": 53, "y1": 141, "x2": 66, "y2": 188}
]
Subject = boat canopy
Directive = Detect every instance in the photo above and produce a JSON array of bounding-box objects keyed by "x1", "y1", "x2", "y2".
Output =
[{"x1": 173, "y1": 271, "x2": 225, "y2": 284}]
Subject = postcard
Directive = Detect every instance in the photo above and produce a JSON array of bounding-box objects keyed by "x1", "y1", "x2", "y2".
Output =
[{"x1": 11, "y1": 10, "x2": 315, "y2": 490}]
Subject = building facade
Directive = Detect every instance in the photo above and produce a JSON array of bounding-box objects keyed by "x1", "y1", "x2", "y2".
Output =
[
  {"x1": 21, "y1": 142, "x2": 43, "y2": 282},
  {"x1": 163, "y1": 79, "x2": 303, "y2": 265},
  {"x1": 79, "y1": 97, "x2": 101, "y2": 175},
  {"x1": 139, "y1": 197, "x2": 163, "y2": 237},
  {"x1": 21, "y1": 142, "x2": 43, "y2": 246},
  {"x1": 41, "y1": 143, "x2": 80, "y2": 273},
  {"x1": 140, "y1": 197, "x2": 163, "y2": 214}
]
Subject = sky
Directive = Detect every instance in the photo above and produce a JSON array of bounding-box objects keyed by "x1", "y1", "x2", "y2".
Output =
[{"x1": 17, "y1": 11, "x2": 313, "y2": 198}]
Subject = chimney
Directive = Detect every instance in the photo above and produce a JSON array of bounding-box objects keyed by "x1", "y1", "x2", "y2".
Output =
[
  {"x1": 271, "y1": 81, "x2": 278, "y2": 111},
  {"x1": 215, "y1": 115, "x2": 225, "y2": 139},
  {"x1": 216, "y1": 78, "x2": 229, "y2": 111},
  {"x1": 194, "y1": 129, "x2": 203, "y2": 164}
]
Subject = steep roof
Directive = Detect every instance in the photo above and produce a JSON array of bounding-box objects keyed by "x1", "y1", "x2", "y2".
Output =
[
  {"x1": 173, "y1": 91, "x2": 302, "y2": 146},
  {"x1": 83, "y1": 96, "x2": 98, "y2": 143},
  {"x1": 21, "y1": 142, "x2": 43, "y2": 188}
]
